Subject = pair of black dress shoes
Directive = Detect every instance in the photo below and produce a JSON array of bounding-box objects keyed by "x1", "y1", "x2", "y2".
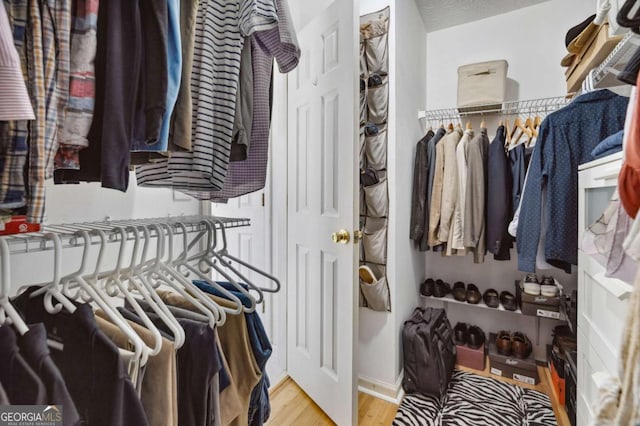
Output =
[
  {"x1": 420, "y1": 278, "x2": 450, "y2": 298},
  {"x1": 481, "y1": 289, "x2": 517, "y2": 311},
  {"x1": 454, "y1": 323, "x2": 486, "y2": 349},
  {"x1": 452, "y1": 282, "x2": 481, "y2": 304}
]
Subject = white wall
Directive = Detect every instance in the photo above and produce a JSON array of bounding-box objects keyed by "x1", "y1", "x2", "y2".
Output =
[
  {"x1": 425, "y1": 0, "x2": 597, "y2": 108},
  {"x1": 391, "y1": 0, "x2": 428, "y2": 382}
]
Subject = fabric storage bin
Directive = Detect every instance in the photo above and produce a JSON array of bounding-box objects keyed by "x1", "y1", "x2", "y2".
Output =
[
  {"x1": 360, "y1": 188, "x2": 367, "y2": 216},
  {"x1": 457, "y1": 60, "x2": 508, "y2": 109},
  {"x1": 365, "y1": 33, "x2": 388, "y2": 74},
  {"x1": 360, "y1": 275, "x2": 390, "y2": 311},
  {"x1": 363, "y1": 218, "x2": 387, "y2": 264},
  {"x1": 365, "y1": 129, "x2": 387, "y2": 170},
  {"x1": 363, "y1": 178, "x2": 388, "y2": 218},
  {"x1": 360, "y1": 86, "x2": 367, "y2": 125},
  {"x1": 366, "y1": 79, "x2": 388, "y2": 124}
]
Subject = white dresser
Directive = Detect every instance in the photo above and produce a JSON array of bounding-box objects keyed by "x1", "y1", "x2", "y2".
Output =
[{"x1": 577, "y1": 151, "x2": 633, "y2": 426}]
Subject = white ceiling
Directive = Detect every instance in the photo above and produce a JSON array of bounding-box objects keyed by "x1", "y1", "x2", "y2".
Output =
[{"x1": 414, "y1": 0, "x2": 551, "y2": 32}]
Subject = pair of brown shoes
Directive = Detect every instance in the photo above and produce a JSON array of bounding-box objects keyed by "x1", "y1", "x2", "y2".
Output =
[{"x1": 496, "y1": 331, "x2": 532, "y2": 359}]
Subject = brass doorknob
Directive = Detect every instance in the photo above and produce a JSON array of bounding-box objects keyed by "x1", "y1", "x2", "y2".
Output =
[
  {"x1": 331, "y1": 229, "x2": 350, "y2": 244},
  {"x1": 354, "y1": 230, "x2": 363, "y2": 243}
]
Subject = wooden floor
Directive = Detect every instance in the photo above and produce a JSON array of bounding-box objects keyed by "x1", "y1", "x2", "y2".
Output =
[
  {"x1": 268, "y1": 359, "x2": 569, "y2": 426},
  {"x1": 267, "y1": 377, "x2": 398, "y2": 426}
]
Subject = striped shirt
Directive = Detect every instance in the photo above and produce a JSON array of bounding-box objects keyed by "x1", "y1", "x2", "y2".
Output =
[
  {"x1": 184, "y1": 0, "x2": 300, "y2": 201},
  {"x1": 137, "y1": 0, "x2": 278, "y2": 190},
  {"x1": 0, "y1": 1, "x2": 34, "y2": 121}
]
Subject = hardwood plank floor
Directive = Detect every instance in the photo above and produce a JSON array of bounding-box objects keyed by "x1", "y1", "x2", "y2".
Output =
[
  {"x1": 267, "y1": 377, "x2": 397, "y2": 426},
  {"x1": 269, "y1": 361, "x2": 570, "y2": 425}
]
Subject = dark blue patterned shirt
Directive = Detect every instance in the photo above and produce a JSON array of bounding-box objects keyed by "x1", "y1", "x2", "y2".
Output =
[{"x1": 517, "y1": 90, "x2": 628, "y2": 272}]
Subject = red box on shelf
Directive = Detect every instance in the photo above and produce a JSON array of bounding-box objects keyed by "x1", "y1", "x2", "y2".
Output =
[
  {"x1": 0, "y1": 216, "x2": 40, "y2": 236},
  {"x1": 550, "y1": 358, "x2": 566, "y2": 406},
  {"x1": 456, "y1": 343, "x2": 485, "y2": 371}
]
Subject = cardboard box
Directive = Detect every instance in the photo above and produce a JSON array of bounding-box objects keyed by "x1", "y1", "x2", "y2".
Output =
[
  {"x1": 488, "y1": 333, "x2": 540, "y2": 385},
  {"x1": 456, "y1": 343, "x2": 485, "y2": 371},
  {"x1": 566, "y1": 23, "x2": 623, "y2": 93},
  {"x1": 515, "y1": 280, "x2": 562, "y2": 319}
]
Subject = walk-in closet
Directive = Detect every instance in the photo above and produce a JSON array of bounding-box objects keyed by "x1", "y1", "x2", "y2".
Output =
[{"x1": 0, "y1": 0, "x2": 638, "y2": 424}]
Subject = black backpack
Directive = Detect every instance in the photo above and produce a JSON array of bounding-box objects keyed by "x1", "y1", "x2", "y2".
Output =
[{"x1": 402, "y1": 307, "x2": 456, "y2": 396}]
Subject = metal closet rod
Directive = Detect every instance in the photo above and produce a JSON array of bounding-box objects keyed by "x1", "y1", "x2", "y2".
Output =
[
  {"x1": 1, "y1": 215, "x2": 251, "y2": 255},
  {"x1": 417, "y1": 95, "x2": 572, "y2": 121}
]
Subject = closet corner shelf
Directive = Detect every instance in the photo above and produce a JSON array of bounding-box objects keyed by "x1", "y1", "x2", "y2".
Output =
[{"x1": 421, "y1": 293, "x2": 566, "y2": 321}]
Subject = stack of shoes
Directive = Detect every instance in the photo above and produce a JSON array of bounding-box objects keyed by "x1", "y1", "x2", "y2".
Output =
[
  {"x1": 523, "y1": 274, "x2": 559, "y2": 297},
  {"x1": 495, "y1": 331, "x2": 533, "y2": 359},
  {"x1": 454, "y1": 323, "x2": 486, "y2": 349}
]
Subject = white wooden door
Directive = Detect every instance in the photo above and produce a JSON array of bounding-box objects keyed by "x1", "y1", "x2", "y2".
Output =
[{"x1": 286, "y1": 0, "x2": 359, "y2": 424}]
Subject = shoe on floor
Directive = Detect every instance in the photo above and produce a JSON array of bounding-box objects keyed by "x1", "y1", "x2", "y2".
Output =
[{"x1": 359, "y1": 265, "x2": 377, "y2": 285}]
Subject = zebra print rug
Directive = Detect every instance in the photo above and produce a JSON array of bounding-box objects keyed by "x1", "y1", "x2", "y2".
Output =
[{"x1": 393, "y1": 370, "x2": 556, "y2": 425}]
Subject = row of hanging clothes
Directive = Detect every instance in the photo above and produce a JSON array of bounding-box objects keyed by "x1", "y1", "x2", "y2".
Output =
[
  {"x1": 0, "y1": 0, "x2": 300, "y2": 224},
  {"x1": 410, "y1": 114, "x2": 545, "y2": 263},
  {"x1": 0, "y1": 217, "x2": 280, "y2": 426}
]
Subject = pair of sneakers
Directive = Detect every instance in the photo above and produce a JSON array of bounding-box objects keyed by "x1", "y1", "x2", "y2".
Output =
[{"x1": 523, "y1": 274, "x2": 558, "y2": 297}]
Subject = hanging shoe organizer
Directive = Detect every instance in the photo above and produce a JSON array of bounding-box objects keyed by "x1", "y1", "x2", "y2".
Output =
[{"x1": 359, "y1": 7, "x2": 391, "y2": 312}]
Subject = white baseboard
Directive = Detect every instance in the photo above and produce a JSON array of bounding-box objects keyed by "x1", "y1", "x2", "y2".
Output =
[{"x1": 357, "y1": 371, "x2": 404, "y2": 405}]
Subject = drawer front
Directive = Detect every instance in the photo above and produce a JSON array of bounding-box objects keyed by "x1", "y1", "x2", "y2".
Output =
[
  {"x1": 577, "y1": 251, "x2": 629, "y2": 374},
  {"x1": 577, "y1": 327, "x2": 609, "y2": 423}
]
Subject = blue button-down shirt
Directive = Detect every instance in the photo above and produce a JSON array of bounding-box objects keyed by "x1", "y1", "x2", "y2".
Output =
[{"x1": 517, "y1": 90, "x2": 628, "y2": 272}]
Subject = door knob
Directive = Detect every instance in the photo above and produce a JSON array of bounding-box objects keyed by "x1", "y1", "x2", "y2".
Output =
[
  {"x1": 354, "y1": 230, "x2": 363, "y2": 243},
  {"x1": 331, "y1": 229, "x2": 350, "y2": 244}
]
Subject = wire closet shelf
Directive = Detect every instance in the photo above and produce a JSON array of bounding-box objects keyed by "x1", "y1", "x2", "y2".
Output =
[
  {"x1": 1, "y1": 215, "x2": 251, "y2": 255},
  {"x1": 417, "y1": 96, "x2": 572, "y2": 122}
]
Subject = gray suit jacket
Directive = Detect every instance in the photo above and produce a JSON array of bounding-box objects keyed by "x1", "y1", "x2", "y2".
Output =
[{"x1": 464, "y1": 128, "x2": 489, "y2": 263}]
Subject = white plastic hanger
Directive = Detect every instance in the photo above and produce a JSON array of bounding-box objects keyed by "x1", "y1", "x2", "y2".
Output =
[
  {"x1": 29, "y1": 233, "x2": 78, "y2": 314},
  {"x1": 171, "y1": 221, "x2": 244, "y2": 315},
  {"x1": 0, "y1": 238, "x2": 29, "y2": 335},
  {"x1": 142, "y1": 223, "x2": 220, "y2": 328},
  {"x1": 209, "y1": 217, "x2": 281, "y2": 294},
  {"x1": 63, "y1": 230, "x2": 149, "y2": 366},
  {"x1": 120, "y1": 224, "x2": 185, "y2": 349},
  {"x1": 188, "y1": 219, "x2": 259, "y2": 312},
  {"x1": 96, "y1": 227, "x2": 163, "y2": 357}
]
